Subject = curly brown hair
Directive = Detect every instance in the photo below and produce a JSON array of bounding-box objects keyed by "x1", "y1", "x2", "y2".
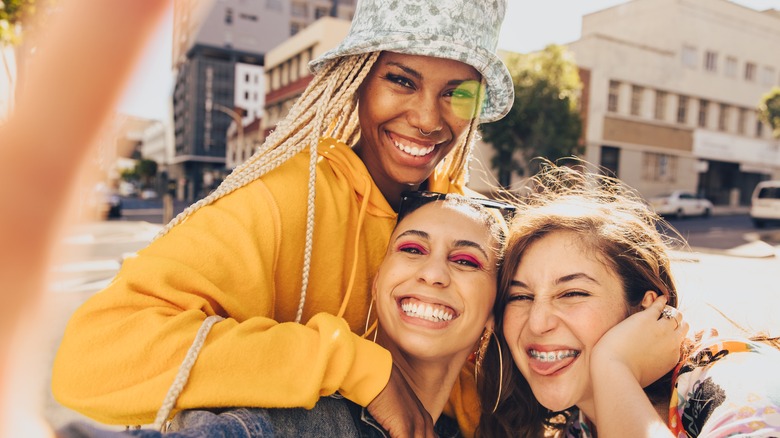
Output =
[{"x1": 476, "y1": 160, "x2": 681, "y2": 437}]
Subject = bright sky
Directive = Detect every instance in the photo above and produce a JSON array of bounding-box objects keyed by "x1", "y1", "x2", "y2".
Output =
[{"x1": 118, "y1": 0, "x2": 780, "y2": 121}]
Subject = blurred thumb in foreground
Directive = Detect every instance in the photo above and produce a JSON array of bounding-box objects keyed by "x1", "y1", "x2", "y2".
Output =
[{"x1": 0, "y1": 1, "x2": 170, "y2": 436}]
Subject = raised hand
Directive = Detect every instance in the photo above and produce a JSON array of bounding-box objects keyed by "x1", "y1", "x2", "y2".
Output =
[{"x1": 592, "y1": 295, "x2": 688, "y2": 388}]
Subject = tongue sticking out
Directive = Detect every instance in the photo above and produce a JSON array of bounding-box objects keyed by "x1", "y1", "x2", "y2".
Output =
[{"x1": 529, "y1": 353, "x2": 579, "y2": 376}]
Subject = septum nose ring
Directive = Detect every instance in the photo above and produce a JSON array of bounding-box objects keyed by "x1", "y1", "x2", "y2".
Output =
[{"x1": 419, "y1": 128, "x2": 434, "y2": 136}]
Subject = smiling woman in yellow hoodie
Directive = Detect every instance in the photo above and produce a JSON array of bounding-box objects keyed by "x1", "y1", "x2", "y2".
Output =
[{"x1": 51, "y1": 0, "x2": 514, "y2": 436}]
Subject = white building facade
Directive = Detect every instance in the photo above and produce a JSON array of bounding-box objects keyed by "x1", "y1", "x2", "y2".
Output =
[{"x1": 569, "y1": 0, "x2": 780, "y2": 206}]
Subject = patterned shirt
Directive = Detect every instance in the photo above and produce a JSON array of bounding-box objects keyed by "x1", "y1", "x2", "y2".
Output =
[{"x1": 565, "y1": 335, "x2": 780, "y2": 437}]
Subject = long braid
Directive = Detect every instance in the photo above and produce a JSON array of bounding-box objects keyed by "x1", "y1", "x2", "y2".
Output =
[
  {"x1": 295, "y1": 54, "x2": 380, "y2": 321},
  {"x1": 296, "y1": 74, "x2": 336, "y2": 322},
  {"x1": 446, "y1": 118, "x2": 479, "y2": 185}
]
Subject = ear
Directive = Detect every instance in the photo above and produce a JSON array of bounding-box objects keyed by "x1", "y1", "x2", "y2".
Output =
[
  {"x1": 371, "y1": 274, "x2": 378, "y2": 301},
  {"x1": 484, "y1": 314, "x2": 495, "y2": 333},
  {"x1": 640, "y1": 290, "x2": 659, "y2": 309}
]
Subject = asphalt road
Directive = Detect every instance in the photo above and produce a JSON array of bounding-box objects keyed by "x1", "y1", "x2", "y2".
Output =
[{"x1": 664, "y1": 213, "x2": 780, "y2": 251}]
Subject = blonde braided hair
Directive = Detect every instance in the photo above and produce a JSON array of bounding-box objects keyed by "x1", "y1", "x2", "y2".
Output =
[{"x1": 155, "y1": 51, "x2": 482, "y2": 321}]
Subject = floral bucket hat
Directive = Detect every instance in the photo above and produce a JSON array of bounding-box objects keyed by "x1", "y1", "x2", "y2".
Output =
[{"x1": 308, "y1": 0, "x2": 514, "y2": 123}]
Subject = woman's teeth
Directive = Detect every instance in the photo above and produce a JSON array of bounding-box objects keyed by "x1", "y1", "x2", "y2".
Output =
[
  {"x1": 393, "y1": 139, "x2": 435, "y2": 157},
  {"x1": 529, "y1": 349, "x2": 580, "y2": 362},
  {"x1": 401, "y1": 301, "x2": 454, "y2": 322}
]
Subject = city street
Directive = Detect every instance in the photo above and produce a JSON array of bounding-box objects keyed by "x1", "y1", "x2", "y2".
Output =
[
  {"x1": 665, "y1": 213, "x2": 779, "y2": 252},
  {"x1": 35, "y1": 210, "x2": 780, "y2": 431}
]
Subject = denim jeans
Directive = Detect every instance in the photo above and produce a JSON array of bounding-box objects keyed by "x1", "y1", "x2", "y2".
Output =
[{"x1": 57, "y1": 395, "x2": 460, "y2": 437}]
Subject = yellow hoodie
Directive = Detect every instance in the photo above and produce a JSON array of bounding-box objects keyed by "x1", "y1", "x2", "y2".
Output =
[{"x1": 52, "y1": 138, "x2": 481, "y2": 435}]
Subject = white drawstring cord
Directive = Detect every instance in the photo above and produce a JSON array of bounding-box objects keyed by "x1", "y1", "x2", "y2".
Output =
[{"x1": 153, "y1": 315, "x2": 224, "y2": 431}]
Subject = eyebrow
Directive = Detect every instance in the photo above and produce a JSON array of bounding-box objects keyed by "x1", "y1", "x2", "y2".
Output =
[
  {"x1": 511, "y1": 273, "x2": 601, "y2": 289},
  {"x1": 385, "y1": 61, "x2": 479, "y2": 86},
  {"x1": 395, "y1": 229, "x2": 490, "y2": 260}
]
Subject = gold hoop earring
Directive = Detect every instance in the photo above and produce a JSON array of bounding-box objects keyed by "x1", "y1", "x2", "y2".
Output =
[
  {"x1": 474, "y1": 328, "x2": 491, "y2": 381},
  {"x1": 364, "y1": 298, "x2": 378, "y2": 343},
  {"x1": 492, "y1": 331, "x2": 503, "y2": 414},
  {"x1": 473, "y1": 328, "x2": 503, "y2": 414}
]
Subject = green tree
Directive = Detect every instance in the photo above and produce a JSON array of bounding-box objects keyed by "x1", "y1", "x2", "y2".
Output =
[
  {"x1": 135, "y1": 158, "x2": 158, "y2": 189},
  {"x1": 481, "y1": 44, "x2": 583, "y2": 186},
  {"x1": 0, "y1": 0, "x2": 37, "y2": 44},
  {"x1": 758, "y1": 86, "x2": 780, "y2": 139},
  {"x1": 1, "y1": 0, "x2": 53, "y2": 113}
]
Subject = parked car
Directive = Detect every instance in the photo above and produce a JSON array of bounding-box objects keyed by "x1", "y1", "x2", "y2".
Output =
[
  {"x1": 648, "y1": 190, "x2": 713, "y2": 219},
  {"x1": 118, "y1": 180, "x2": 138, "y2": 197},
  {"x1": 140, "y1": 189, "x2": 158, "y2": 200},
  {"x1": 90, "y1": 183, "x2": 122, "y2": 219},
  {"x1": 101, "y1": 192, "x2": 123, "y2": 219},
  {"x1": 750, "y1": 180, "x2": 780, "y2": 228}
]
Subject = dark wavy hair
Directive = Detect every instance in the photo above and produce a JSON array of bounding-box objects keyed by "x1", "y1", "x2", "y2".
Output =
[{"x1": 476, "y1": 161, "x2": 681, "y2": 437}]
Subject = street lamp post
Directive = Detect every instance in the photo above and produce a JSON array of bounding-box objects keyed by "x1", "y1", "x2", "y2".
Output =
[{"x1": 207, "y1": 101, "x2": 245, "y2": 163}]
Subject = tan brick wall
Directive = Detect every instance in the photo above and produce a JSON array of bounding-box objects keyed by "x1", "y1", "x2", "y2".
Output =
[{"x1": 603, "y1": 116, "x2": 693, "y2": 152}]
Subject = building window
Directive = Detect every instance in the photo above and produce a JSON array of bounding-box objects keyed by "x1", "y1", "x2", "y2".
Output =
[
  {"x1": 291, "y1": 2, "x2": 307, "y2": 17},
  {"x1": 682, "y1": 45, "x2": 697, "y2": 68},
  {"x1": 677, "y1": 95, "x2": 689, "y2": 124},
  {"x1": 280, "y1": 62, "x2": 287, "y2": 86},
  {"x1": 607, "y1": 80, "x2": 620, "y2": 113},
  {"x1": 654, "y1": 90, "x2": 667, "y2": 121},
  {"x1": 290, "y1": 22, "x2": 302, "y2": 36},
  {"x1": 266, "y1": 0, "x2": 283, "y2": 11},
  {"x1": 718, "y1": 104, "x2": 729, "y2": 131},
  {"x1": 315, "y1": 7, "x2": 330, "y2": 19},
  {"x1": 756, "y1": 117, "x2": 764, "y2": 138},
  {"x1": 725, "y1": 57, "x2": 737, "y2": 78},
  {"x1": 290, "y1": 56, "x2": 299, "y2": 81},
  {"x1": 225, "y1": 7, "x2": 233, "y2": 24},
  {"x1": 704, "y1": 51, "x2": 718, "y2": 72},
  {"x1": 630, "y1": 85, "x2": 643, "y2": 116},
  {"x1": 269, "y1": 67, "x2": 278, "y2": 91},
  {"x1": 761, "y1": 67, "x2": 776, "y2": 86},
  {"x1": 698, "y1": 99, "x2": 709, "y2": 128},
  {"x1": 745, "y1": 62, "x2": 756, "y2": 81},
  {"x1": 600, "y1": 146, "x2": 620, "y2": 177},
  {"x1": 643, "y1": 153, "x2": 677, "y2": 183},
  {"x1": 737, "y1": 108, "x2": 747, "y2": 135}
]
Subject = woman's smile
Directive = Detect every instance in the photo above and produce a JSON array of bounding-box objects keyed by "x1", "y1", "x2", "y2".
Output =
[
  {"x1": 388, "y1": 132, "x2": 438, "y2": 158},
  {"x1": 355, "y1": 52, "x2": 481, "y2": 203},
  {"x1": 526, "y1": 346, "x2": 581, "y2": 376},
  {"x1": 399, "y1": 297, "x2": 457, "y2": 323}
]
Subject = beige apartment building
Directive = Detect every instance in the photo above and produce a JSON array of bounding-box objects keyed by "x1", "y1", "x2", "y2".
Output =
[
  {"x1": 262, "y1": 17, "x2": 351, "y2": 139},
  {"x1": 569, "y1": 0, "x2": 780, "y2": 205}
]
